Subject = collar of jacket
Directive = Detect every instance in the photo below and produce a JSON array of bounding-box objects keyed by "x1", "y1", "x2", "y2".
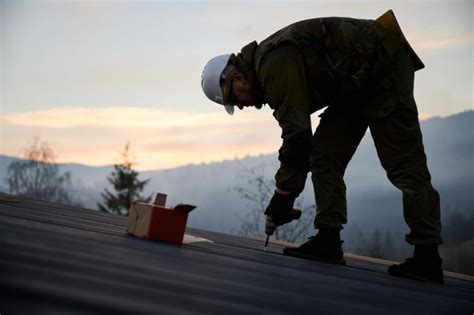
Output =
[{"x1": 232, "y1": 41, "x2": 265, "y2": 106}]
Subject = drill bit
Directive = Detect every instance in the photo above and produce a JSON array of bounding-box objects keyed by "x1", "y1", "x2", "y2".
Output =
[
  {"x1": 264, "y1": 234, "x2": 270, "y2": 252},
  {"x1": 263, "y1": 209, "x2": 301, "y2": 252},
  {"x1": 264, "y1": 216, "x2": 276, "y2": 252}
]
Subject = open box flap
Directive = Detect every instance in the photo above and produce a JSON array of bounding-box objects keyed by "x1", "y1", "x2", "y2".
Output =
[
  {"x1": 173, "y1": 204, "x2": 196, "y2": 213},
  {"x1": 127, "y1": 202, "x2": 153, "y2": 237}
]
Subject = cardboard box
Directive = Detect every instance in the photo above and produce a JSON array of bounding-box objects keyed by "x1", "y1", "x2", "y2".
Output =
[{"x1": 127, "y1": 193, "x2": 196, "y2": 245}]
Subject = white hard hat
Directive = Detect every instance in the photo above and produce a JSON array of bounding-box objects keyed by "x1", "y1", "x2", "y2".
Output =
[{"x1": 201, "y1": 54, "x2": 234, "y2": 115}]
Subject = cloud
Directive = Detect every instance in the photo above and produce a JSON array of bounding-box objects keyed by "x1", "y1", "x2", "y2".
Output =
[
  {"x1": 0, "y1": 106, "x2": 269, "y2": 129},
  {"x1": 1, "y1": 106, "x2": 282, "y2": 170},
  {"x1": 411, "y1": 36, "x2": 473, "y2": 52},
  {"x1": 0, "y1": 106, "x2": 443, "y2": 170},
  {"x1": 418, "y1": 112, "x2": 433, "y2": 121}
]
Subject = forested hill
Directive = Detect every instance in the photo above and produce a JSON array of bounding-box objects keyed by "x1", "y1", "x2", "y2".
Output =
[{"x1": 1, "y1": 110, "x2": 473, "y2": 236}]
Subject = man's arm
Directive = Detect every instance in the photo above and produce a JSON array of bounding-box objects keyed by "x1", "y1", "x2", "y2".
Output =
[{"x1": 258, "y1": 44, "x2": 313, "y2": 196}]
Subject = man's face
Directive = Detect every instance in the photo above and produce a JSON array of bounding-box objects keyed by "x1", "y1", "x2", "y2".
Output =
[{"x1": 223, "y1": 67, "x2": 259, "y2": 110}]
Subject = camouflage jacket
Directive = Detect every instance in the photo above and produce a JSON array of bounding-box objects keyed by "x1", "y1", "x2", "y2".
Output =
[{"x1": 233, "y1": 17, "x2": 405, "y2": 195}]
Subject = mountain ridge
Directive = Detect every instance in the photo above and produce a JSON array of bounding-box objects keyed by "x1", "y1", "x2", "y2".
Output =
[
  {"x1": 2, "y1": 110, "x2": 471, "y2": 174},
  {"x1": 1, "y1": 110, "x2": 473, "y2": 237}
]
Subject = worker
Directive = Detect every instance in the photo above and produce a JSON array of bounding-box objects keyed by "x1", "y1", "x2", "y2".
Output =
[{"x1": 201, "y1": 11, "x2": 443, "y2": 283}]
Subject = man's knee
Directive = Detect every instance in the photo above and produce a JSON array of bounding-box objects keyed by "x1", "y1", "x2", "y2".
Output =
[
  {"x1": 376, "y1": 142, "x2": 431, "y2": 193},
  {"x1": 309, "y1": 146, "x2": 349, "y2": 180},
  {"x1": 309, "y1": 148, "x2": 348, "y2": 206}
]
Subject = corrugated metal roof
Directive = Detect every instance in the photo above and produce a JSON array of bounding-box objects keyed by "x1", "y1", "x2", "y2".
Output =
[{"x1": 1, "y1": 198, "x2": 473, "y2": 314}]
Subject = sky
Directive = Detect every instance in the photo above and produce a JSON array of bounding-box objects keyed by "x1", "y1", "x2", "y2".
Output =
[{"x1": 0, "y1": 0, "x2": 472, "y2": 170}]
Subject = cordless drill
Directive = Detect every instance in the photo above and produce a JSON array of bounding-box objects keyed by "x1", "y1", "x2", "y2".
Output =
[{"x1": 264, "y1": 209, "x2": 302, "y2": 251}]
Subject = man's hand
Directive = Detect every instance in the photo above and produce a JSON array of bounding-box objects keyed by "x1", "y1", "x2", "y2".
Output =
[
  {"x1": 264, "y1": 191, "x2": 296, "y2": 226},
  {"x1": 265, "y1": 209, "x2": 302, "y2": 237},
  {"x1": 265, "y1": 190, "x2": 302, "y2": 236}
]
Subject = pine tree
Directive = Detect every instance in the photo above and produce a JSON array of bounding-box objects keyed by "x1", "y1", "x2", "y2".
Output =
[
  {"x1": 98, "y1": 143, "x2": 151, "y2": 215},
  {"x1": 367, "y1": 228, "x2": 385, "y2": 259},
  {"x1": 383, "y1": 230, "x2": 395, "y2": 260},
  {"x1": 344, "y1": 223, "x2": 367, "y2": 254}
]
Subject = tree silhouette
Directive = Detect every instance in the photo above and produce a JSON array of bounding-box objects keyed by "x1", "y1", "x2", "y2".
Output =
[
  {"x1": 382, "y1": 230, "x2": 395, "y2": 259},
  {"x1": 98, "y1": 142, "x2": 151, "y2": 215},
  {"x1": 234, "y1": 163, "x2": 314, "y2": 243},
  {"x1": 5, "y1": 137, "x2": 79, "y2": 205},
  {"x1": 344, "y1": 223, "x2": 367, "y2": 254},
  {"x1": 367, "y1": 228, "x2": 385, "y2": 259}
]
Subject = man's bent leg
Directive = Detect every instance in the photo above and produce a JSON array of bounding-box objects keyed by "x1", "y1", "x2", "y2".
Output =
[
  {"x1": 369, "y1": 105, "x2": 442, "y2": 245},
  {"x1": 367, "y1": 49, "x2": 442, "y2": 246},
  {"x1": 367, "y1": 49, "x2": 443, "y2": 282},
  {"x1": 370, "y1": 105, "x2": 443, "y2": 283},
  {"x1": 283, "y1": 106, "x2": 368, "y2": 264},
  {"x1": 310, "y1": 106, "x2": 368, "y2": 229}
]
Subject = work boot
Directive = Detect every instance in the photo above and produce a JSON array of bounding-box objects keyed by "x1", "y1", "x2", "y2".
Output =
[
  {"x1": 283, "y1": 228, "x2": 346, "y2": 265},
  {"x1": 388, "y1": 245, "x2": 444, "y2": 284}
]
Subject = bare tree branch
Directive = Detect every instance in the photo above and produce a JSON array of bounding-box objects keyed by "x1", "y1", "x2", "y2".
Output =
[
  {"x1": 233, "y1": 162, "x2": 314, "y2": 243},
  {"x1": 5, "y1": 137, "x2": 80, "y2": 206}
]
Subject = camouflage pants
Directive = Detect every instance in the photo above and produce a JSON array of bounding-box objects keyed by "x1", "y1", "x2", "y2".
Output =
[{"x1": 309, "y1": 49, "x2": 442, "y2": 245}]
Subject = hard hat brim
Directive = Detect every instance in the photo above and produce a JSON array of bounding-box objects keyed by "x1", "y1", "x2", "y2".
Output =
[
  {"x1": 221, "y1": 66, "x2": 236, "y2": 115},
  {"x1": 221, "y1": 66, "x2": 234, "y2": 105},
  {"x1": 224, "y1": 105, "x2": 234, "y2": 115}
]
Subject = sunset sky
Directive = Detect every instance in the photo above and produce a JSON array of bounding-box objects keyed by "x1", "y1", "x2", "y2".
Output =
[{"x1": 1, "y1": 0, "x2": 472, "y2": 170}]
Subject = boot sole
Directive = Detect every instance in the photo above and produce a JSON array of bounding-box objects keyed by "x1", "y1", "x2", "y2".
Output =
[
  {"x1": 283, "y1": 248, "x2": 346, "y2": 266},
  {"x1": 388, "y1": 265, "x2": 444, "y2": 284}
]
